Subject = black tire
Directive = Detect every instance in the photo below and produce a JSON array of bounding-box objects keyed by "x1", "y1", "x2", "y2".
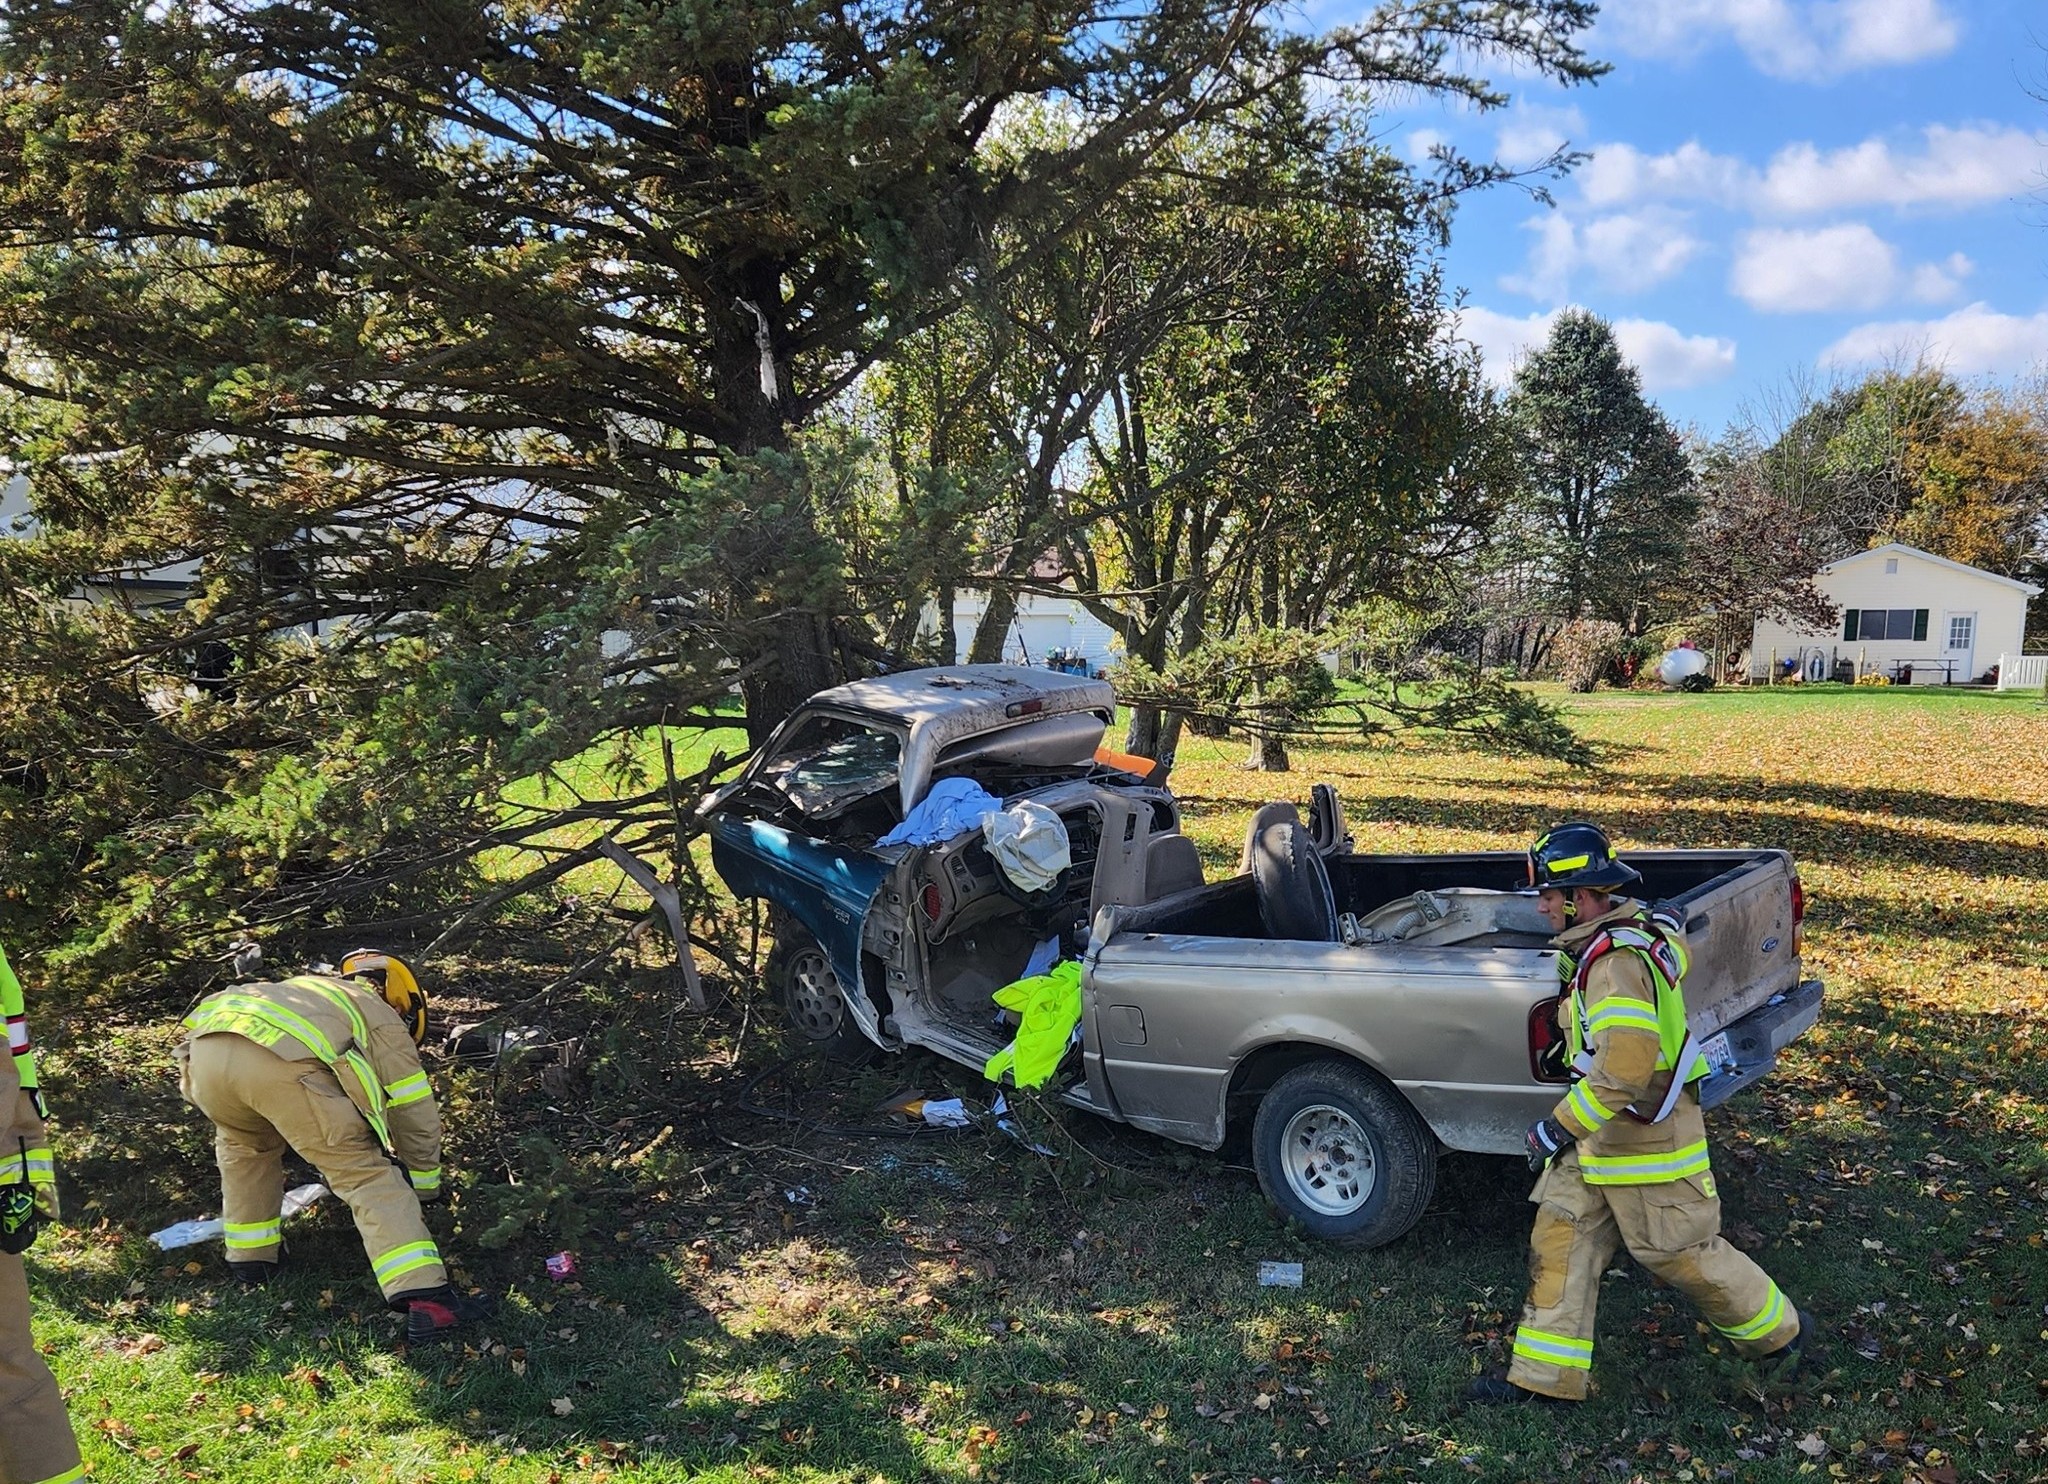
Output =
[
  {"x1": 1250, "y1": 1060, "x2": 1437, "y2": 1248},
  {"x1": 1251, "y1": 819, "x2": 1338, "y2": 942},
  {"x1": 765, "y1": 927, "x2": 873, "y2": 1063}
]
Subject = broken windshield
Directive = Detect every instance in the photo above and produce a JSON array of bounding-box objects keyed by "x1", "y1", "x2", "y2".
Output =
[{"x1": 760, "y1": 714, "x2": 903, "y2": 818}]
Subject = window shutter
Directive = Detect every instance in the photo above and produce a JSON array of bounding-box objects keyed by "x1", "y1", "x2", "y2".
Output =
[
  {"x1": 1844, "y1": 610, "x2": 1859, "y2": 641},
  {"x1": 1913, "y1": 610, "x2": 1929, "y2": 642}
]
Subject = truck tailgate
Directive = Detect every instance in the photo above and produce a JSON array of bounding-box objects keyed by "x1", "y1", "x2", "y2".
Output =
[{"x1": 1663, "y1": 849, "x2": 1804, "y2": 1039}]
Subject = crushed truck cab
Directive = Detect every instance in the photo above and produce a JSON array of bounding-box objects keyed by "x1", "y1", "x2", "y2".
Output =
[{"x1": 704, "y1": 665, "x2": 1824, "y2": 1248}]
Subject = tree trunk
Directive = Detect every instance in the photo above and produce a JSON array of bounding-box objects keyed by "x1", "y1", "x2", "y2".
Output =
[
  {"x1": 967, "y1": 587, "x2": 1017, "y2": 664},
  {"x1": 935, "y1": 584, "x2": 957, "y2": 664},
  {"x1": 1245, "y1": 721, "x2": 1290, "y2": 771},
  {"x1": 743, "y1": 611, "x2": 839, "y2": 747}
]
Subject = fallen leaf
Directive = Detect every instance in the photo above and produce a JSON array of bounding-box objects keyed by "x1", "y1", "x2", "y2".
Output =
[{"x1": 551, "y1": 1397, "x2": 574, "y2": 1417}]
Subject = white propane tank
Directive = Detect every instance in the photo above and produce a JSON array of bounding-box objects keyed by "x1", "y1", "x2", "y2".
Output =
[{"x1": 1657, "y1": 646, "x2": 1710, "y2": 688}]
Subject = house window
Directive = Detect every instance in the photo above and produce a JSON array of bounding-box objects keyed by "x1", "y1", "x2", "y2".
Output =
[
  {"x1": 1843, "y1": 608, "x2": 1928, "y2": 642},
  {"x1": 1884, "y1": 558, "x2": 1898, "y2": 573}
]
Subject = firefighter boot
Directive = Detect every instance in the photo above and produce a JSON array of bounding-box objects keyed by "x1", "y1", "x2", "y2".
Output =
[
  {"x1": 1464, "y1": 1373, "x2": 1569, "y2": 1407},
  {"x1": 401, "y1": 1285, "x2": 495, "y2": 1344}
]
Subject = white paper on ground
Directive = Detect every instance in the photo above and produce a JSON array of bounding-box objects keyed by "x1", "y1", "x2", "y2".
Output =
[
  {"x1": 148, "y1": 1182, "x2": 331, "y2": 1250},
  {"x1": 919, "y1": 1098, "x2": 974, "y2": 1129},
  {"x1": 1257, "y1": 1260, "x2": 1304, "y2": 1287}
]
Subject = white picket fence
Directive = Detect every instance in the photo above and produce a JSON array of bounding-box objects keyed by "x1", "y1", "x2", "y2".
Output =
[{"x1": 1996, "y1": 653, "x2": 2048, "y2": 691}]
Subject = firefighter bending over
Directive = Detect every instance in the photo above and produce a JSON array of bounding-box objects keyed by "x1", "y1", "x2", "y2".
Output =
[
  {"x1": 176, "y1": 950, "x2": 488, "y2": 1343},
  {"x1": 1467, "y1": 823, "x2": 1811, "y2": 1405}
]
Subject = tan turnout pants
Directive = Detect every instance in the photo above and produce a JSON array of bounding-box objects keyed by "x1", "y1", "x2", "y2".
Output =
[
  {"x1": 1506, "y1": 1152, "x2": 1801, "y2": 1400},
  {"x1": 178, "y1": 1033, "x2": 446, "y2": 1302},
  {"x1": 1, "y1": 1247, "x2": 84, "y2": 1484}
]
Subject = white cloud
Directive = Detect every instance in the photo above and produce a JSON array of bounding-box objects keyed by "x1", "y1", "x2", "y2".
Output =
[
  {"x1": 1494, "y1": 103, "x2": 1589, "y2": 172},
  {"x1": 1820, "y1": 303, "x2": 2048, "y2": 376},
  {"x1": 1757, "y1": 125, "x2": 2046, "y2": 213},
  {"x1": 1909, "y1": 252, "x2": 1974, "y2": 303},
  {"x1": 1404, "y1": 128, "x2": 1450, "y2": 166},
  {"x1": 1579, "y1": 141, "x2": 1753, "y2": 211},
  {"x1": 1611, "y1": 319, "x2": 1740, "y2": 390},
  {"x1": 1599, "y1": 0, "x2": 1961, "y2": 81},
  {"x1": 1579, "y1": 124, "x2": 2046, "y2": 216},
  {"x1": 1451, "y1": 306, "x2": 1737, "y2": 392},
  {"x1": 1730, "y1": 224, "x2": 1971, "y2": 312},
  {"x1": 1501, "y1": 209, "x2": 1703, "y2": 300}
]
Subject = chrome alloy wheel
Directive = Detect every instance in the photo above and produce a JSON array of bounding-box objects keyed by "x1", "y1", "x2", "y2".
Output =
[
  {"x1": 787, "y1": 948, "x2": 847, "y2": 1041},
  {"x1": 1278, "y1": 1103, "x2": 1377, "y2": 1216}
]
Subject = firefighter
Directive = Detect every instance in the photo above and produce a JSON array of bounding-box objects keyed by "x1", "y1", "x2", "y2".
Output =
[
  {"x1": 176, "y1": 950, "x2": 487, "y2": 1343},
  {"x1": 2, "y1": 939, "x2": 85, "y2": 1484},
  {"x1": 1466, "y1": 823, "x2": 1811, "y2": 1404}
]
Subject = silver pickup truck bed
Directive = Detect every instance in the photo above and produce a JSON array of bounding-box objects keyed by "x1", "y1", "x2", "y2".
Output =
[{"x1": 1081, "y1": 848, "x2": 1817, "y2": 1156}]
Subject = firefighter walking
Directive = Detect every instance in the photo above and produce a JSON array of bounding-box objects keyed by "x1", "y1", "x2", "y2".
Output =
[
  {"x1": 176, "y1": 951, "x2": 485, "y2": 1342},
  {"x1": 2, "y1": 940, "x2": 84, "y2": 1484},
  {"x1": 1467, "y1": 823, "x2": 1810, "y2": 1405}
]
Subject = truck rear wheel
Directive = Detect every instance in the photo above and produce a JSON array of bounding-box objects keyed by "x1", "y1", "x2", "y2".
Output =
[
  {"x1": 765, "y1": 927, "x2": 872, "y2": 1063},
  {"x1": 1250, "y1": 1061, "x2": 1436, "y2": 1248}
]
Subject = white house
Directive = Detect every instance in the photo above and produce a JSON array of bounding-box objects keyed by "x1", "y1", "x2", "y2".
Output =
[
  {"x1": 4, "y1": 469, "x2": 204, "y2": 610},
  {"x1": 929, "y1": 586, "x2": 1123, "y2": 674},
  {"x1": 1749, "y1": 543, "x2": 2041, "y2": 685}
]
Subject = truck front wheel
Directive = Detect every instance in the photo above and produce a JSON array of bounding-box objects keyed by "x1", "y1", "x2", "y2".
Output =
[
  {"x1": 1250, "y1": 1062, "x2": 1437, "y2": 1248},
  {"x1": 765, "y1": 928, "x2": 873, "y2": 1064}
]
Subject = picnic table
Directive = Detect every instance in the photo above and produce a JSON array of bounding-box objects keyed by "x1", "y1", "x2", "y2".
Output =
[{"x1": 1889, "y1": 657, "x2": 1957, "y2": 685}]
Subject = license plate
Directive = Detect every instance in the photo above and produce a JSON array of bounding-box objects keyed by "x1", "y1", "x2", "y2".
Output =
[{"x1": 1700, "y1": 1032, "x2": 1735, "y2": 1071}]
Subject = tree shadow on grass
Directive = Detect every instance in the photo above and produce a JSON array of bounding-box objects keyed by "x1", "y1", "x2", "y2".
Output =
[
  {"x1": 37, "y1": 1095, "x2": 1901, "y2": 1484},
  {"x1": 1323, "y1": 774, "x2": 2048, "y2": 882}
]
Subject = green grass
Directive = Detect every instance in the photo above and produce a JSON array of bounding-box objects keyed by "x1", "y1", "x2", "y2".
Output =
[{"x1": 26, "y1": 684, "x2": 2048, "y2": 1482}]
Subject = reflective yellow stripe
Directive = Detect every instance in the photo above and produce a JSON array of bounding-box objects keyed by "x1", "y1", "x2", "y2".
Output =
[
  {"x1": 372, "y1": 1240, "x2": 442, "y2": 1284},
  {"x1": 1547, "y1": 852, "x2": 1591, "y2": 873},
  {"x1": 188, "y1": 995, "x2": 340, "y2": 1062},
  {"x1": 1566, "y1": 1081, "x2": 1613, "y2": 1131},
  {"x1": 385, "y1": 1072, "x2": 431, "y2": 1107},
  {"x1": 1585, "y1": 998, "x2": 1660, "y2": 1035},
  {"x1": 289, "y1": 975, "x2": 374, "y2": 1047},
  {"x1": 33, "y1": 1466, "x2": 87, "y2": 1484},
  {"x1": 1721, "y1": 1282, "x2": 1789, "y2": 1341},
  {"x1": 409, "y1": 1167, "x2": 441, "y2": 1191},
  {"x1": 223, "y1": 1218, "x2": 282, "y2": 1250},
  {"x1": 1512, "y1": 1326, "x2": 1593, "y2": 1369},
  {"x1": 0, "y1": 1147, "x2": 55, "y2": 1183},
  {"x1": 1579, "y1": 1139, "x2": 1712, "y2": 1185},
  {"x1": 342, "y1": 1049, "x2": 391, "y2": 1147}
]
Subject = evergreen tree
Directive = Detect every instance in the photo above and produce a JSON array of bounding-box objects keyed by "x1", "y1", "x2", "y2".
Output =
[{"x1": 1504, "y1": 310, "x2": 1695, "y2": 631}]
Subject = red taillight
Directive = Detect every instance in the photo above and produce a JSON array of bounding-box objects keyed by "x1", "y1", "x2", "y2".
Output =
[
  {"x1": 921, "y1": 883, "x2": 945, "y2": 922},
  {"x1": 1790, "y1": 876, "x2": 1805, "y2": 923},
  {"x1": 1005, "y1": 698, "x2": 1044, "y2": 717},
  {"x1": 1528, "y1": 997, "x2": 1569, "y2": 1082}
]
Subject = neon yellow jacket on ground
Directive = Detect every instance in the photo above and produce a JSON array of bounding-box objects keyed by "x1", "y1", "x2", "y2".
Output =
[{"x1": 983, "y1": 961, "x2": 1082, "y2": 1091}]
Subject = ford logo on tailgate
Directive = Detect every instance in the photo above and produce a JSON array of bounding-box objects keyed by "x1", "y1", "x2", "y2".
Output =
[{"x1": 1760, "y1": 936, "x2": 1779, "y2": 954}]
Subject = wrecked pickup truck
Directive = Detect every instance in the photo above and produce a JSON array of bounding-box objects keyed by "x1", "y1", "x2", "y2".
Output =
[{"x1": 703, "y1": 665, "x2": 1823, "y2": 1248}]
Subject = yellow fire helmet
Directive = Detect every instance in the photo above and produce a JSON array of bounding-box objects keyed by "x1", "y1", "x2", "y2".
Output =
[{"x1": 338, "y1": 949, "x2": 428, "y2": 1045}]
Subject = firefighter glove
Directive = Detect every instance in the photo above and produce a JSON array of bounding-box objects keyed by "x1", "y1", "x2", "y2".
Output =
[{"x1": 1525, "y1": 1117, "x2": 1574, "y2": 1173}]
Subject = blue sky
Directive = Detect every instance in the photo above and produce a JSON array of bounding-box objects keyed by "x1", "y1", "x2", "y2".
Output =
[{"x1": 1381, "y1": 0, "x2": 2048, "y2": 434}]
